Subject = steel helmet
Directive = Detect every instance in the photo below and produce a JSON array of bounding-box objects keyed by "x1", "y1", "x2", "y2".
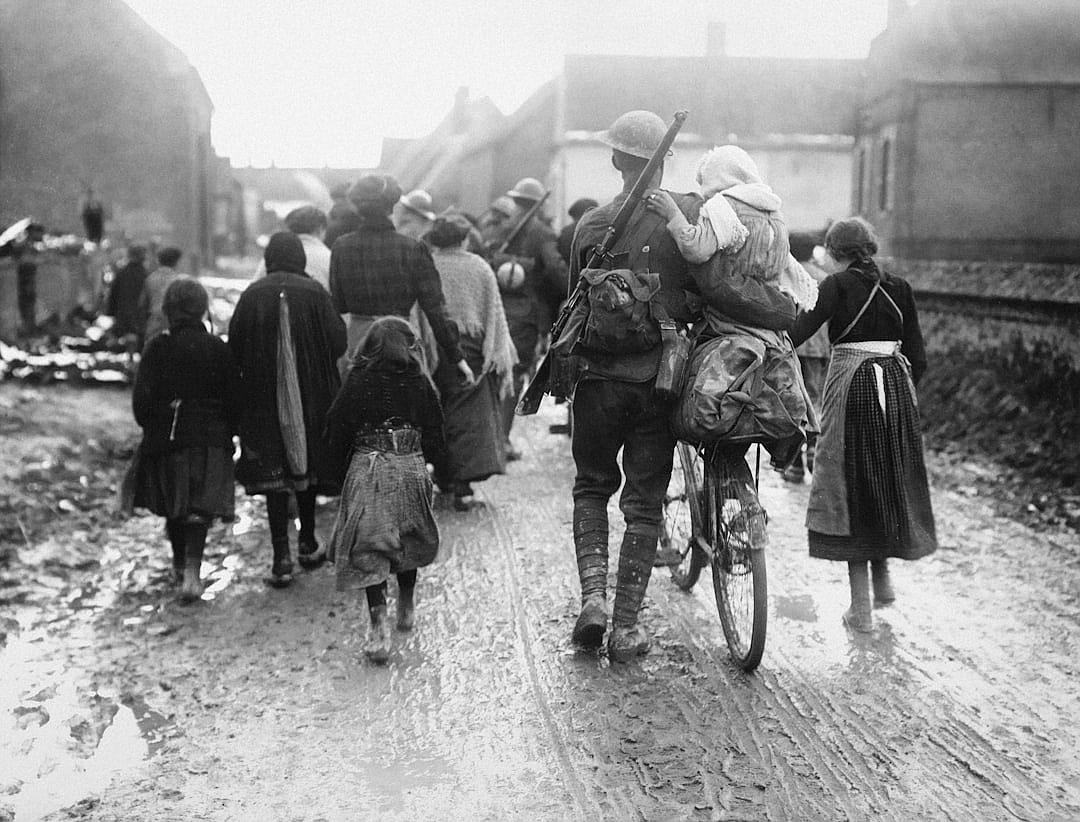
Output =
[
  {"x1": 596, "y1": 110, "x2": 669, "y2": 159},
  {"x1": 399, "y1": 189, "x2": 436, "y2": 221},
  {"x1": 490, "y1": 195, "x2": 518, "y2": 218},
  {"x1": 507, "y1": 177, "x2": 545, "y2": 203}
]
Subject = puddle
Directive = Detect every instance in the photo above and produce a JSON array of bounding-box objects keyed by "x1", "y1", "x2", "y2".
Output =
[
  {"x1": 774, "y1": 593, "x2": 819, "y2": 622},
  {"x1": 0, "y1": 627, "x2": 153, "y2": 821}
]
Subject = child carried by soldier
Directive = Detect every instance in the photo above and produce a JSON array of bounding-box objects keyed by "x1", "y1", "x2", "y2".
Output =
[{"x1": 647, "y1": 144, "x2": 818, "y2": 311}]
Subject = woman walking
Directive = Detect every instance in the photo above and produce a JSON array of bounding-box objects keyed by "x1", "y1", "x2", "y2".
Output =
[
  {"x1": 790, "y1": 217, "x2": 937, "y2": 633},
  {"x1": 132, "y1": 278, "x2": 239, "y2": 603},
  {"x1": 325, "y1": 317, "x2": 446, "y2": 663},
  {"x1": 427, "y1": 213, "x2": 517, "y2": 511},
  {"x1": 228, "y1": 232, "x2": 347, "y2": 585}
]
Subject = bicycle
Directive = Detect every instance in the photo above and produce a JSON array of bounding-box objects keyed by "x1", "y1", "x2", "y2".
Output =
[{"x1": 661, "y1": 441, "x2": 768, "y2": 671}]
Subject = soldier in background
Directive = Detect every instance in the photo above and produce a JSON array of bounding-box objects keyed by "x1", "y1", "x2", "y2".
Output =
[
  {"x1": 394, "y1": 189, "x2": 437, "y2": 242},
  {"x1": 491, "y1": 178, "x2": 568, "y2": 459},
  {"x1": 557, "y1": 197, "x2": 599, "y2": 267}
]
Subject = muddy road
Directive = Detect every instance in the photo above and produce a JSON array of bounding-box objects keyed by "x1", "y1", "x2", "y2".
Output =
[{"x1": 2, "y1": 386, "x2": 1079, "y2": 821}]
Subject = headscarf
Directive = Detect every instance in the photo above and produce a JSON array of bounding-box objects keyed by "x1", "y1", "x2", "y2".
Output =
[
  {"x1": 162, "y1": 277, "x2": 208, "y2": 328},
  {"x1": 264, "y1": 231, "x2": 306, "y2": 275},
  {"x1": 696, "y1": 145, "x2": 782, "y2": 211}
]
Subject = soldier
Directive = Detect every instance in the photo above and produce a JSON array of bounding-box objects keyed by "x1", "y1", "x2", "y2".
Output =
[
  {"x1": 394, "y1": 189, "x2": 437, "y2": 242},
  {"x1": 566, "y1": 111, "x2": 795, "y2": 662},
  {"x1": 492, "y1": 178, "x2": 567, "y2": 459}
]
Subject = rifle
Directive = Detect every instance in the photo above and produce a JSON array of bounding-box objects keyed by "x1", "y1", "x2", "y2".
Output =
[
  {"x1": 497, "y1": 189, "x2": 551, "y2": 255},
  {"x1": 515, "y1": 110, "x2": 689, "y2": 416}
]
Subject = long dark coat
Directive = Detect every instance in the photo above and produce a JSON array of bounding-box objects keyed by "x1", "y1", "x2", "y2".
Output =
[{"x1": 228, "y1": 271, "x2": 347, "y2": 494}]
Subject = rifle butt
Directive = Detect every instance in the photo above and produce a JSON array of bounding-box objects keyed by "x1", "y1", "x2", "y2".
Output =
[{"x1": 515, "y1": 356, "x2": 552, "y2": 416}]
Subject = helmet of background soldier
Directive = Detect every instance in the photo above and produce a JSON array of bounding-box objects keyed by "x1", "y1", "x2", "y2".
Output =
[
  {"x1": 495, "y1": 260, "x2": 527, "y2": 292},
  {"x1": 399, "y1": 189, "x2": 437, "y2": 222},
  {"x1": 596, "y1": 110, "x2": 669, "y2": 159},
  {"x1": 490, "y1": 195, "x2": 518, "y2": 219},
  {"x1": 506, "y1": 177, "x2": 545, "y2": 204}
]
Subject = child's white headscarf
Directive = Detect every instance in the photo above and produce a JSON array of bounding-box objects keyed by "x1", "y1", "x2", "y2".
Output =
[
  {"x1": 696, "y1": 145, "x2": 782, "y2": 212},
  {"x1": 696, "y1": 145, "x2": 818, "y2": 309}
]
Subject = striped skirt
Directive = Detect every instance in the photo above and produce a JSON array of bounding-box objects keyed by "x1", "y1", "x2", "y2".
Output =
[{"x1": 809, "y1": 357, "x2": 937, "y2": 562}]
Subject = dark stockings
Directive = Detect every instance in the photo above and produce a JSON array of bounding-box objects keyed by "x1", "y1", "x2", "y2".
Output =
[
  {"x1": 265, "y1": 488, "x2": 316, "y2": 544},
  {"x1": 365, "y1": 570, "x2": 418, "y2": 612}
]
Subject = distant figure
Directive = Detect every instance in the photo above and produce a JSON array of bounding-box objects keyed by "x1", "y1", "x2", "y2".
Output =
[
  {"x1": 790, "y1": 217, "x2": 937, "y2": 633},
  {"x1": 139, "y1": 247, "x2": 185, "y2": 342},
  {"x1": 328, "y1": 173, "x2": 474, "y2": 387},
  {"x1": 557, "y1": 197, "x2": 598, "y2": 267},
  {"x1": 81, "y1": 188, "x2": 106, "y2": 243},
  {"x1": 107, "y1": 245, "x2": 149, "y2": 344},
  {"x1": 393, "y1": 189, "x2": 437, "y2": 242},
  {"x1": 254, "y1": 205, "x2": 331, "y2": 290},
  {"x1": 228, "y1": 232, "x2": 347, "y2": 586},
  {"x1": 132, "y1": 279, "x2": 239, "y2": 603},
  {"x1": 325, "y1": 317, "x2": 446, "y2": 664},
  {"x1": 325, "y1": 182, "x2": 360, "y2": 247},
  {"x1": 784, "y1": 232, "x2": 831, "y2": 483},
  {"x1": 427, "y1": 213, "x2": 517, "y2": 511},
  {"x1": 14, "y1": 245, "x2": 38, "y2": 336}
]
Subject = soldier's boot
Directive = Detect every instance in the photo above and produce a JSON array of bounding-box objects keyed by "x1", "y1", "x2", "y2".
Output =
[
  {"x1": 571, "y1": 502, "x2": 609, "y2": 648},
  {"x1": 608, "y1": 530, "x2": 656, "y2": 663}
]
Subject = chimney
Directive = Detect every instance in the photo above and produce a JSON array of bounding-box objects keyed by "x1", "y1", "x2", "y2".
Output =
[
  {"x1": 452, "y1": 86, "x2": 469, "y2": 134},
  {"x1": 706, "y1": 22, "x2": 726, "y2": 58},
  {"x1": 887, "y1": 0, "x2": 910, "y2": 27}
]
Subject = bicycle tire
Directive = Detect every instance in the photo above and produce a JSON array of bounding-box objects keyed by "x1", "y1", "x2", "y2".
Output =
[
  {"x1": 665, "y1": 442, "x2": 706, "y2": 591},
  {"x1": 707, "y1": 448, "x2": 768, "y2": 671}
]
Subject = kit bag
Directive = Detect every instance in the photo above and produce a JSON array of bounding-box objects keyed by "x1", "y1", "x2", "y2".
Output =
[
  {"x1": 672, "y1": 331, "x2": 807, "y2": 459},
  {"x1": 577, "y1": 267, "x2": 663, "y2": 355}
]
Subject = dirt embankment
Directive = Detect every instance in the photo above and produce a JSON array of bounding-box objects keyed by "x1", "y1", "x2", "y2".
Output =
[{"x1": 921, "y1": 338, "x2": 1080, "y2": 533}]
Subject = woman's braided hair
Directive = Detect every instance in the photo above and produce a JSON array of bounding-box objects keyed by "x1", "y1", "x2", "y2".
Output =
[{"x1": 825, "y1": 216, "x2": 878, "y2": 264}]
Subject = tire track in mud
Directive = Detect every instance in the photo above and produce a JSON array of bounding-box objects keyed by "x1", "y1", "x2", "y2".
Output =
[{"x1": 476, "y1": 486, "x2": 600, "y2": 821}]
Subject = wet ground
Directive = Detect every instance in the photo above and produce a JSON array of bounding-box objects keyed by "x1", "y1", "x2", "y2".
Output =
[{"x1": 2, "y1": 385, "x2": 1079, "y2": 821}]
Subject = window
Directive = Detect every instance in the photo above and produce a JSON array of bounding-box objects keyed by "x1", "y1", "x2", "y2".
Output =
[{"x1": 879, "y1": 137, "x2": 892, "y2": 212}]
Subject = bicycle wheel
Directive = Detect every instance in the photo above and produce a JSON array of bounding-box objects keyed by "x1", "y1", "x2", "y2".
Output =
[
  {"x1": 664, "y1": 442, "x2": 706, "y2": 590},
  {"x1": 707, "y1": 448, "x2": 768, "y2": 671}
]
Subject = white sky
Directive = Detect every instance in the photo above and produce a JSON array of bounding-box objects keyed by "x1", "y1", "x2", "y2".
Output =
[{"x1": 124, "y1": 0, "x2": 889, "y2": 168}]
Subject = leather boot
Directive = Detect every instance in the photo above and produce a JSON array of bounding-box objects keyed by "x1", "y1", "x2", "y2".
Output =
[
  {"x1": 178, "y1": 521, "x2": 208, "y2": 604},
  {"x1": 365, "y1": 605, "x2": 391, "y2": 664},
  {"x1": 608, "y1": 531, "x2": 656, "y2": 662},
  {"x1": 843, "y1": 561, "x2": 873, "y2": 633},
  {"x1": 871, "y1": 559, "x2": 895, "y2": 606},
  {"x1": 166, "y1": 520, "x2": 185, "y2": 585},
  {"x1": 571, "y1": 501, "x2": 609, "y2": 648},
  {"x1": 268, "y1": 538, "x2": 293, "y2": 588}
]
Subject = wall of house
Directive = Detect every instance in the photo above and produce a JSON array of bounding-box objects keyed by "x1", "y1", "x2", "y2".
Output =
[
  {"x1": 0, "y1": 0, "x2": 215, "y2": 273},
  {"x1": 860, "y1": 83, "x2": 1080, "y2": 261},
  {"x1": 558, "y1": 141, "x2": 851, "y2": 234}
]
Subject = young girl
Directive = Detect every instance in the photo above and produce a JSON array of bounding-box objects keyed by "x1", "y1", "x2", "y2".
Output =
[
  {"x1": 324, "y1": 317, "x2": 446, "y2": 663},
  {"x1": 649, "y1": 144, "x2": 819, "y2": 311},
  {"x1": 789, "y1": 217, "x2": 936, "y2": 633},
  {"x1": 132, "y1": 278, "x2": 239, "y2": 603}
]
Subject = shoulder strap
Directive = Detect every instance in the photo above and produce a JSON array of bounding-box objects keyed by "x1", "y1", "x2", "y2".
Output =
[{"x1": 835, "y1": 279, "x2": 881, "y2": 343}]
